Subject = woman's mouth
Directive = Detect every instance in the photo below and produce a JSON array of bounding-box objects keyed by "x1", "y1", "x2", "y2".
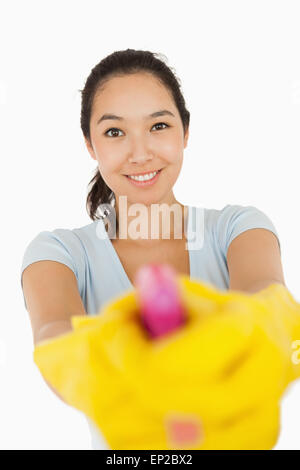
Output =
[{"x1": 124, "y1": 168, "x2": 163, "y2": 187}]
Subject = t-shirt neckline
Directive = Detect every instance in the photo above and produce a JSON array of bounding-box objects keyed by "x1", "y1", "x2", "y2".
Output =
[{"x1": 99, "y1": 204, "x2": 194, "y2": 290}]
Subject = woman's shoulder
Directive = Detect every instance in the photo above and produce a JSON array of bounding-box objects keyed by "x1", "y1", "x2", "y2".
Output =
[{"x1": 21, "y1": 219, "x2": 100, "y2": 275}]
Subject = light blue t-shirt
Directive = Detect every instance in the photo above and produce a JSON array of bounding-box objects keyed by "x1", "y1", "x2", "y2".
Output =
[
  {"x1": 19, "y1": 203, "x2": 281, "y2": 449},
  {"x1": 20, "y1": 203, "x2": 281, "y2": 314}
]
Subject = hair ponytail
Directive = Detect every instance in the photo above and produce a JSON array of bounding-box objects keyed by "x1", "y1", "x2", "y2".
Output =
[{"x1": 85, "y1": 168, "x2": 115, "y2": 222}]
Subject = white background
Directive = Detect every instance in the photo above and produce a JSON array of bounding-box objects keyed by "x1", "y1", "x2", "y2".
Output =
[{"x1": 1, "y1": 0, "x2": 300, "y2": 450}]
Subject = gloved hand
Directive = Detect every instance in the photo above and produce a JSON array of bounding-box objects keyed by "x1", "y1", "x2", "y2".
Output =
[{"x1": 33, "y1": 275, "x2": 300, "y2": 450}]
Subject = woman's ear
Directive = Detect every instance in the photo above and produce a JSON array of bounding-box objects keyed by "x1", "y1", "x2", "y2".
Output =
[
  {"x1": 184, "y1": 128, "x2": 189, "y2": 149},
  {"x1": 84, "y1": 138, "x2": 97, "y2": 161}
]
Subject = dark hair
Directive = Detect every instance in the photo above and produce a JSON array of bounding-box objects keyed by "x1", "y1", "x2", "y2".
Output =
[{"x1": 79, "y1": 48, "x2": 190, "y2": 221}]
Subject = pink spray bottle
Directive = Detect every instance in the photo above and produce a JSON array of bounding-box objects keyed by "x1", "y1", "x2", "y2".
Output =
[{"x1": 134, "y1": 263, "x2": 187, "y2": 338}]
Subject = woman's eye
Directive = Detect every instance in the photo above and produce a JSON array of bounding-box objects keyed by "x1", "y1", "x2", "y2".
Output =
[
  {"x1": 105, "y1": 128, "x2": 124, "y2": 138},
  {"x1": 152, "y1": 122, "x2": 169, "y2": 131},
  {"x1": 104, "y1": 122, "x2": 169, "y2": 138}
]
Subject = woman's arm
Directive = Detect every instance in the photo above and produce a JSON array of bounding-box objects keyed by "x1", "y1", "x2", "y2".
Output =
[{"x1": 22, "y1": 261, "x2": 87, "y2": 404}]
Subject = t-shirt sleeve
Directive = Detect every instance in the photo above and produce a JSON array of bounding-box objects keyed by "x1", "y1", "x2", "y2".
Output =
[
  {"x1": 20, "y1": 229, "x2": 85, "y2": 311},
  {"x1": 217, "y1": 204, "x2": 281, "y2": 259}
]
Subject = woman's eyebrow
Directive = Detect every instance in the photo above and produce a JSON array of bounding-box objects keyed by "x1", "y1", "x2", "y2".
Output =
[{"x1": 96, "y1": 109, "x2": 175, "y2": 125}]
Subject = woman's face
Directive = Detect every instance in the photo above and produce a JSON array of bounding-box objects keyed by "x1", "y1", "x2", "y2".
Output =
[{"x1": 85, "y1": 72, "x2": 189, "y2": 207}]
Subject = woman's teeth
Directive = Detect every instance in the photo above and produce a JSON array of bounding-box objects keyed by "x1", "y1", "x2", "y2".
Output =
[{"x1": 128, "y1": 171, "x2": 158, "y2": 182}]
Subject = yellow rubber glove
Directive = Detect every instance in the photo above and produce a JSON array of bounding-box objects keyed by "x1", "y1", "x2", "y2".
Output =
[{"x1": 33, "y1": 276, "x2": 300, "y2": 450}]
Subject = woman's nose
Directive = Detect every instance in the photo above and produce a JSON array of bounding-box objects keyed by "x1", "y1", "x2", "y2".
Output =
[
  {"x1": 128, "y1": 137, "x2": 154, "y2": 164},
  {"x1": 128, "y1": 154, "x2": 153, "y2": 164}
]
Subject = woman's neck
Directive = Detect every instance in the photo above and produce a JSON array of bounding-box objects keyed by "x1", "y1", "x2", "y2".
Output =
[{"x1": 112, "y1": 196, "x2": 188, "y2": 246}]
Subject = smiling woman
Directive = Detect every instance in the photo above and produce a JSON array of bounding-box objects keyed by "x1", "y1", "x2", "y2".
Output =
[
  {"x1": 79, "y1": 49, "x2": 190, "y2": 230},
  {"x1": 20, "y1": 48, "x2": 288, "y2": 451}
]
